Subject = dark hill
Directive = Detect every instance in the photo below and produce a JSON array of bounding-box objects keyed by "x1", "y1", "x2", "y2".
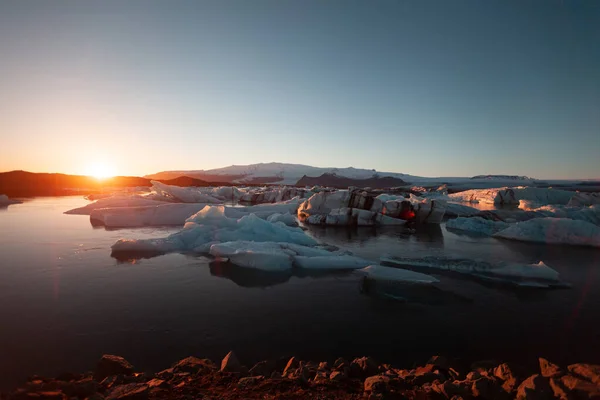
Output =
[
  {"x1": 295, "y1": 173, "x2": 407, "y2": 189},
  {"x1": 0, "y1": 171, "x2": 214, "y2": 197}
]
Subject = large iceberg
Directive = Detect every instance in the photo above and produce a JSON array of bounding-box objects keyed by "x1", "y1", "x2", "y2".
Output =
[
  {"x1": 446, "y1": 217, "x2": 510, "y2": 235},
  {"x1": 493, "y1": 217, "x2": 600, "y2": 248},
  {"x1": 0, "y1": 195, "x2": 22, "y2": 206},
  {"x1": 65, "y1": 196, "x2": 171, "y2": 215},
  {"x1": 150, "y1": 181, "x2": 223, "y2": 203},
  {"x1": 238, "y1": 187, "x2": 309, "y2": 204},
  {"x1": 381, "y1": 256, "x2": 567, "y2": 288},
  {"x1": 87, "y1": 198, "x2": 301, "y2": 228},
  {"x1": 298, "y1": 190, "x2": 444, "y2": 226},
  {"x1": 449, "y1": 187, "x2": 574, "y2": 206},
  {"x1": 567, "y1": 192, "x2": 600, "y2": 207},
  {"x1": 111, "y1": 205, "x2": 317, "y2": 255}
]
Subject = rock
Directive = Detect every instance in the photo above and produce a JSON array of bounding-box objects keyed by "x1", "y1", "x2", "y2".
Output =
[
  {"x1": 12, "y1": 391, "x2": 67, "y2": 400},
  {"x1": 568, "y1": 364, "x2": 600, "y2": 385},
  {"x1": 330, "y1": 370, "x2": 346, "y2": 382},
  {"x1": 220, "y1": 351, "x2": 243, "y2": 373},
  {"x1": 283, "y1": 357, "x2": 299, "y2": 376},
  {"x1": 248, "y1": 360, "x2": 276, "y2": 377},
  {"x1": 94, "y1": 355, "x2": 134, "y2": 382},
  {"x1": 286, "y1": 366, "x2": 309, "y2": 383},
  {"x1": 494, "y1": 363, "x2": 521, "y2": 392},
  {"x1": 172, "y1": 357, "x2": 215, "y2": 374},
  {"x1": 237, "y1": 376, "x2": 264, "y2": 387},
  {"x1": 431, "y1": 380, "x2": 468, "y2": 398},
  {"x1": 560, "y1": 374, "x2": 600, "y2": 398},
  {"x1": 100, "y1": 375, "x2": 125, "y2": 389},
  {"x1": 270, "y1": 371, "x2": 282, "y2": 379},
  {"x1": 55, "y1": 372, "x2": 81, "y2": 382},
  {"x1": 313, "y1": 371, "x2": 329, "y2": 385},
  {"x1": 364, "y1": 375, "x2": 390, "y2": 394},
  {"x1": 467, "y1": 371, "x2": 483, "y2": 381},
  {"x1": 145, "y1": 379, "x2": 167, "y2": 389},
  {"x1": 471, "y1": 376, "x2": 508, "y2": 399},
  {"x1": 105, "y1": 383, "x2": 148, "y2": 400},
  {"x1": 408, "y1": 364, "x2": 446, "y2": 386},
  {"x1": 154, "y1": 368, "x2": 174, "y2": 380},
  {"x1": 350, "y1": 357, "x2": 379, "y2": 378},
  {"x1": 539, "y1": 358, "x2": 563, "y2": 378},
  {"x1": 428, "y1": 356, "x2": 451, "y2": 370},
  {"x1": 85, "y1": 394, "x2": 105, "y2": 400},
  {"x1": 334, "y1": 358, "x2": 348, "y2": 368},
  {"x1": 63, "y1": 378, "x2": 99, "y2": 398},
  {"x1": 318, "y1": 362, "x2": 329, "y2": 371},
  {"x1": 548, "y1": 378, "x2": 571, "y2": 399},
  {"x1": 516, "y1": 374, "x2": 553, "y2": 400}
]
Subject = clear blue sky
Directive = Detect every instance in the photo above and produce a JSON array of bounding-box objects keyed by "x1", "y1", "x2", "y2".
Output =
[{"x1": 1, "y1": 0, "x2": 598, "y2": 179}]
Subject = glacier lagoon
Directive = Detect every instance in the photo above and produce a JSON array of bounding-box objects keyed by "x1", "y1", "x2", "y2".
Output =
[{"x1": 0, "y1": 196, "x2": 599, "y2": 389}]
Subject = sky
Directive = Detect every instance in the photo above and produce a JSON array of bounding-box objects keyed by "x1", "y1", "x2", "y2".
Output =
[{"x1": 0, "y1": 0, "x2": 599, "y2": 179}]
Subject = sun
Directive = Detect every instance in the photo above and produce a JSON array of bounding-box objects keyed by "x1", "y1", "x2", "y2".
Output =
[{"x1": 85, "y1": 162, "x2": 116, "y2": 180}]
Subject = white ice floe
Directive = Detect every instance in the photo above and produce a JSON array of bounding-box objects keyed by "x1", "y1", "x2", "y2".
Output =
[
  {"x1": 65, "y1": 196, "x2": 171, "y2": 215},
  {"x1": 112, "y1": 205, "x2": 317, "y2": 254},
  {"x1": 90, "y1": 203, "x2": 208, "y2": 227},
  {"x1": 446, "y1": 217, "x2": 510, "y2": 235},
  {"x1": 91, "y1": 198, "x2": 302, "y2": 228},
  {"x1": 209, "y1": 240, "x2": 371, "y2": 271},
  {"x1": 151, "y1": 181, "x2": 223, "y2": 203},
  {"x1": 444, "y1": 203, "x2": 481, "y2": 217},
  {"x1": 493, "y1": 217, "x2": 600, "y2": 247},
  {"x1": 567, "y1": 192, "x2": 600, "y2": 207},
  {"x1": 381, "y1": 256, "x2": 566, "y2": 287},
  {"x1": 0, "y1": 195, "x2": 22, "y2": 206},
  {"x1": 449, "y1": 187, "x2": 574, "y2": 206},
  {"x1": 266, "y1": 212, "x2": 298, "y2": 226},
  {"x1": 357, "y1": 265, "x2": 439, "y2": 284}
]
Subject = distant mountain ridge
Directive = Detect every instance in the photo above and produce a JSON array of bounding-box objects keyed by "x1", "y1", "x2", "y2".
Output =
[
  {"x1": 470, "y1": 175, "x2": 534, "y2": 180},
  {"x1": 296, "y1": 173, "x2": 407, "y2": 189},
  {"x1": 146, "y1": 162, "x2": 413, "y2": 185}
]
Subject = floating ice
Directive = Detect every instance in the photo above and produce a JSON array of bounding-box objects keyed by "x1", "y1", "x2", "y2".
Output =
[
  {"x1": 266, "y1": 212, "x2": 298, "y2": 226},
  {"x1": 444, "y1": 203, "x2": 481, "y2": 217},
  {"x1": 449, "y1": 187, "x2": 574, "y2": 206},
  {"x1": 151, "y1": 181, "x2": 223, "y2": 203},
  {"x1": 65, "y1": 196, "x2": 170, "y2": 215},
  {"x1": 111, "y1": 205, "x2": 317, "y2": 254},
  {"x1": 0, "y1": 195, "x2": 22, "y2": 206},
  {"x1": 357, "y1": 265, "x2": 439, "y2": 284},
  {"x1": 493, "y1": 217, "x2": 600, "y2": 247},
  {"x1": 90, "y1": 203, "x2": 208, "y2": 227},
  {"x1": 568, "y1": 192, "x2": 600, "y2": 207},
  {"x1": 446, "y1": 217, "x2": 510, "y2": 235},
  {"x1": 209, "y1": 240, "x2": 371, "y2": 271},
  {"x1": 239, "y1": 187, "x2": 309, "y2": 204},
  {"x1": 381, "y1": 256, "x2": 566, "y2": 287}
]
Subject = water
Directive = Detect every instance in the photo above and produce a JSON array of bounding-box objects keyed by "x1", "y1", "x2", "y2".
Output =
[{"x1": 1, "y1": 197, "x2": 599, "y2": 389}]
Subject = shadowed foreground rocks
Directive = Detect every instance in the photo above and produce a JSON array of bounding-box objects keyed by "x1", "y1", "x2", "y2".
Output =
[{"x1": 4, "y1": 354, "x2": 600, "y2": 400}]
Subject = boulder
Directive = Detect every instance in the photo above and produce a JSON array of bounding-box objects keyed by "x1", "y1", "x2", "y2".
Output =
[
  {"x1": 548, "y1": 378, "x2": 571, "y2": 399},
  {"x1": 105, "y1": 383, "x2": 148, "y2": 400},
  {"x1": 539, "y1": 358, "x2": 563, "y2": 378},
  {"x1": 248, "y1": 360, "x2": 276, "y2": 377},
  {"x1": 313, "y1": 371, "x2": 329, "y2": 385},
  {"x1": 560, "y1": 374, "x2": 600, "y2": 398},
  {"x1": 220, "y1": 351, "x2": 243, "y2": 373},
  {"x1": 427, "y1": 356, "x2": 451, "y2": 370},
  {"x1": 63, "y1": 378, "x2": 99, "y2": 398},
  {"x1": 237, "y1": 376, "x2": 264, "y2": 388},
  {"x1": 334, "y1": 358, "x2": 348, "y2": 368},
  {"x1": 364, "y1": 375, "x2": 390, "y2": 394},
  {"x1": 172, "y1": 356, "x2": 215, "y2": 374},
  {"x1": 516, "y1": 374, "x2": 553, "y2": 400},
  {"x1": 350, "y1": 357, "x2": 379, "y2": 378},
  {"x1": 494, "y1": 363, "x2": 521, "y2": 392},
  {"x1": 471, "y1": 376, "x2": 508, "y2": 399},
  {"x1": 568, "y1": 363, "x2": 600, "y2": 385},
  {"x1": 431, "y1": 380, "x2": 469, "y2": 398},
  {"x1": 282, "y1": 357, "x2": 300, "y2": 376},
  {"x1": 94, "y1": 355, "x2": 134, "y2": 381},
  {"x1": 330, "y1": 370, "x2": 347, "y2": 382}
]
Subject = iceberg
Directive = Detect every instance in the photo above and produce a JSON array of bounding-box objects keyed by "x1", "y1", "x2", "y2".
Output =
[
  {"x1": 65, "y1": 196, "x2": 170, "y2": 215},
  {"x1": 209, "y1": 241, "x2": 371, "y2": 271},
  {"x1": 449, "y1": 187, "x2": 574, "y2": 206},
  {"x1": 0, "y1": 195, "x2": 22, "y2": 206},
  {"x1": 381, "y1": 256, "x2": 567, "y2": 288},
  {"x1": 493, "y1": 217, "x2": 600, "y2": 247},
  {"x1": 266, "y1": 212, "x2": 298, "y2": 226},
  {"x1": 151, "y1": 181, "x2": 223, "y2": 203},
  {"x1": 357, "y1": 265, "x2": 439, "y2": 284},
  {"x1": 446, "y1": 217, "x2": 510, "y2": 235},
  {"x1": 567, "y1": 192, "x2": 600, "y2": 207},
  {"x1": 444, "y1": 203, "x2": 481, "y2": 217},
  {"x1": 414, "y1": 199, "x2": 447, "y2": 224},
  {"x1": 90, "y1": 203, "x2": 208, "y2": 227},
  {"x1": 111, "y1": 205, "x2": 318, "y2": 255},
  {"x1": 238, "y1": 187, "x2": 309, "y2": 204}
]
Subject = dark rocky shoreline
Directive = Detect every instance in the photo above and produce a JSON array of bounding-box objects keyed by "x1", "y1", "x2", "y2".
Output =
[{"x1": 3, "y1": 353, "x2": 600, "y2": 399}]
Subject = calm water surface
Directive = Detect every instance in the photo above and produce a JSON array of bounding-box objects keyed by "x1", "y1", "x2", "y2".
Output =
[{"x1": 0, "y1": 196, "x2": 599, "y2": 389}]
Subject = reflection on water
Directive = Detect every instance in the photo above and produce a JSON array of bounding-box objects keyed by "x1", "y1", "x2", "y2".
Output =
[{"x1": 1, "y1": 197, "x2": 600, "y2": 390}]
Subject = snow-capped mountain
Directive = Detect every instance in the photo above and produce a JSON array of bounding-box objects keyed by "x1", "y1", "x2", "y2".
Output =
[{"x1": 146, "y1": 162, "x2": 415, "y2": 185}]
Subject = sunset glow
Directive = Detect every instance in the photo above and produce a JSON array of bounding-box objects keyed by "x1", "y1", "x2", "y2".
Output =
[{"x1": 85, "y1": 162, "x2": 116, "y2": 180}]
